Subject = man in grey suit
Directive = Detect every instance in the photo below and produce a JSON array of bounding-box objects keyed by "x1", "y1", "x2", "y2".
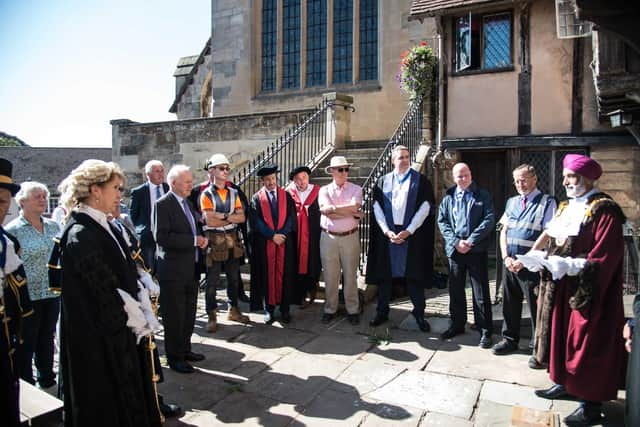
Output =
[
  {"x1": 155, "y1": 165, "x2": 208, "y2": 374},
  {"x1": 130, "y1": 160, "x2": 169, "y2": 273}
]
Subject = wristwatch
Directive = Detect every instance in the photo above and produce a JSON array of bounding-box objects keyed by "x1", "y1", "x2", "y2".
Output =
[{"x1": 223, "y1": 213, "x2": 229, "y2": 220}]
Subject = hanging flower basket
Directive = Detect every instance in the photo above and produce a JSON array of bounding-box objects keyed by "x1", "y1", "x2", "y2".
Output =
[{"x1": 396, "y1": 41, "x2": 437, "y2": 99}]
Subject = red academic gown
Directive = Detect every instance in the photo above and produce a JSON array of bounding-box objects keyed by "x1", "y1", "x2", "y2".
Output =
[{"x1": 548, "y1": 194, "x2": 627, "y2": 402}]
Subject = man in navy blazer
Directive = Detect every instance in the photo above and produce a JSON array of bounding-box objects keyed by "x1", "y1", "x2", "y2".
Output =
[
  {"x1": 154, "y1": 165, "x2": 209, "y2": 374},
  {"x1": 437, "y1": 162, "x2": 495, "y2": 348},
  {"x1": 130, "y1": 160, "x2": 169, "y2": 273}
]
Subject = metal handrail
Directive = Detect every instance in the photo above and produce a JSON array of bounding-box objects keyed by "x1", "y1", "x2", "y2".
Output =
[
  {"x1": 230, "y1": 98, "x2": 336, "y2": 197},
  {"x1": 358, "y1": 97, "x2": 425, "y2": 272}
]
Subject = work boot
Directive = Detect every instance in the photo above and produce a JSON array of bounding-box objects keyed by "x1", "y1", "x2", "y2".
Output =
[
  {"x1": 228, "y1": 306, "x2": 250, "y2": 323},
  {"x1": 206, "y1": 310, "x2": 218, "y2": 333}
]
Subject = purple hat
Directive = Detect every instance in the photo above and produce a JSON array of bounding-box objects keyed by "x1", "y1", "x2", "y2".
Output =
[{"x1": 562, "y1": 154, "x2": 602, "y2": 180}]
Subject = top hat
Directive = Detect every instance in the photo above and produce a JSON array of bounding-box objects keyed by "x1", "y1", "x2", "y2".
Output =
[
  {"x1": 0, "y1": 158, "x2": 20, "y2": 196},
  {"x1": 204, "y1": 153, "x2": 231, "y2": 171},
  {"x1": 324, "y1": 156, "x2": 352, "y2": 173},
  {"x1": 257, "y1": 164, "x2": 280, "y2": 177},
  {"x1": 289, "y1": 165, "x2": 312, "y2": 181}
]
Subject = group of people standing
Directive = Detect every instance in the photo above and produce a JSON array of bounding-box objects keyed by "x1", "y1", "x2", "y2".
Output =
[{"x1": 0, "y1": 146, "x2": 636, "y2": 427}]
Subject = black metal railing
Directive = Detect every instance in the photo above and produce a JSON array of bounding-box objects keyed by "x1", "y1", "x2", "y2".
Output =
[
  {"x1": 230, "y1": 98, "x2": 336, "y2": 197},
  {"x1": 357, "y1": 97, "x2": 424, "y2": 272}
]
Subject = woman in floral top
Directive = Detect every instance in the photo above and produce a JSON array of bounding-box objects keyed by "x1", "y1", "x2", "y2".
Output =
[{"x1": 6, "y1": 181, "x2": 60, "y2": 388}]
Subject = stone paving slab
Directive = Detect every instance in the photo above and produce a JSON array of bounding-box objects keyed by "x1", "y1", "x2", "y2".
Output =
[
  {"x1": 367, "y1": 370, "x2": 482, "y2": 419},
  {"x1": 359, "y1": 402, "x2": 425, "y2": 427},
  {"x1": 426, "y1": 331, "x2": 551, "y2": 389},
  {"x1": 298, "y1": 333, "x2": 373, "y2": 364},
  {"x1": 231, "y1": 323, "x2": 316, "y2": 355},
  {"x1": 479, "y1": 380, "x2": 552, "y2": 411},
  {"x1": 331, "y1": 359, "x2": 405, "y2": 395},
  {"x1": 473, "y1": 399, "x2": 520, "y2": 426},
  {"x1": 419, "y1": 411, "x2": 473, "y2": 426},
  {"x1": 358, "y1": 329, "x2": 440, "y2": 370},
  {"x1": 245, "y1": 351, "x2": 350, "y2": 406}
]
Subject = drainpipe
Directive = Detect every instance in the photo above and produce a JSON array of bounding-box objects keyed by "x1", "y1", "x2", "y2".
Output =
[{"x1": 431, "y1": 15, "x2": 445, "y2": 163}]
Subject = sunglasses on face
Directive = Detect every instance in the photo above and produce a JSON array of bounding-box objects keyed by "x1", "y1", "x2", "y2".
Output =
[
  {"x1": 216, "y1": 166, "x2": 230, "y2": 172},
  {"x1": 335, "y1": 167, "x2": 349, "y2": 173}
]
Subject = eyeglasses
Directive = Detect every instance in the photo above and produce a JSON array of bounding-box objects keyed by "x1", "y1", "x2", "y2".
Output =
[
  {"x1": 216, "y1": 166, "x2": 230, "y2": 172},
  {"x1": 336, "y1": 167, "x2": 350, "y2": 173}
]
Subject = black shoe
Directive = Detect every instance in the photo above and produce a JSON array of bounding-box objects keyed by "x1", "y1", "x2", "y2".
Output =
[
  {"x1": 321, "y1": 313, "x2": 335, "y2": 324},
  {"x1": 238, "y1": 293, "x2": 250, "y2": 303},
  {"x1": 492, "y1": 339, "x2": 518, "y2": 355},
  {"x1": 528, "y1": 356, "x2": 545, "y2": 370},
  {"x1": 264, "y1": 311, "x2": 275, "y2": 324},
  {"x1": 169, "y1": 361, "x2": 195, "y2": 374},
  {"x1": 415, "y1": 316, "x2": 430, "y2": 332},
  {"x1": 369, "y1": 314, "x2": 388, "y2": 327},
  {"x1": 563, "y1": 403, "x2": 603, "y2": 426},
  {"x1": 348, "y1": 314, "x2": 360, "y2": 325},
  {"x1": 281, "y1": 312, "x2": 292, "y2": 324},
  {"x1": 158, "y1": 395, "x2": 182, "y2": 418},
  {"x1": 440, "y1": 326, "x2": 465, "y2": 340},
  {"x1": 184, "y1": 351, "x2": 205, "y2": 362},
  {"x1": 479, "y1": 332, "x2": 493, "y2": 349},
  {"x1": 535, "y1": 384, "x2": 569, "y2": 400}
]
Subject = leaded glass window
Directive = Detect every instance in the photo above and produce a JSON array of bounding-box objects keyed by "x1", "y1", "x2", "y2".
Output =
[
  {"x1": 261, "y1": 0, "x2": 277, "y2": 91},
  {"x1": 306, "y1": 0, "x2": 326, "y2": 87},
  {"x1": 333, "y1": 0, "x2": 353, "y2": 84},
  {"x1": 358, "y1": 0, "x2": 377, "y2": 81},
  {"x1": 282, "y1": 0, "x2": 301, "y2": 89},
  {"x1": 483, "y1": 13, "x2": 511, "y2": 70}
]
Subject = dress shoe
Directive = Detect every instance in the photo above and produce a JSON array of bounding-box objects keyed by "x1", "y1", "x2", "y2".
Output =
[
  {"x1": 369, "y1": 314, "x2": 388, "y2": 327},
  {"x1": 184, "y1": 351, "x2": 205, "y2": 362},
  {"x1": 321, "y1": 313, "x2": 335, "y2": 324},
  {"x1": 169, "y1": 361, "x2": 195, "y2": 374},
  {"x1": 206, "y1": 309, "x2": 218, "y2": 333},
  {"x1": 158, "y1": 395, "x2": 181, "y2": 418},
  {"x1": 535, "y1": 384, "x2": 569, "y2": 400},
  {"x1": 238, "y1": 293, "x2": 250, "y2": 303},
  {"x1": 440, "y1": 326, "x2": 465, "y2": 340},
  {"x1": 563, "y1": 402, "x2": 603, "y2": 426},
  {"x1": 228, "y1": 306, "x2": 250, "y2": 323},
  {"x1": 415, "y1": 316, "x2": 430, "y2": 332},
  {"x1": 281, "y1": 312, "x2": 292, "y2": 324},
  {"x1": 528, "y1": 356, "x2": 545, "y2": 370},
  {"x1": 264, "y1": 311, "x2": 275, "y2": 324},
  {"x1": 348, "y1": 314, "x2": 360, "y2": 325},
  {"x1": 479, "y1": 332, "x2": 493, "y2": 349},
  {"x1": 492, "y1": 339, "x2": 519, "y2": 355}
]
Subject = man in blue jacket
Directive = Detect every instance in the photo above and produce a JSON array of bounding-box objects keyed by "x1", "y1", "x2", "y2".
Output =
[{"x1": 437, "y1": 162, "x2": 495, "y2": 348}]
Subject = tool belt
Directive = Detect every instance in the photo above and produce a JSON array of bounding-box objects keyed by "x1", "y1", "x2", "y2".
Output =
[{"x1": 205, "y1": 229, "x2": 244, "y2": 265}]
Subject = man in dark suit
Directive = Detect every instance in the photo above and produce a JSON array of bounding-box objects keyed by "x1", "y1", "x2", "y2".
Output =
[
  {"x1": 130, "y1": 160, "x2": 169, "y2": 273},
  {"x1": 437, "y1": 162, "x2": 495, "y2": 348},
  {"x1": 154, "y1": 165, "x2": 208, "y2": 374}
]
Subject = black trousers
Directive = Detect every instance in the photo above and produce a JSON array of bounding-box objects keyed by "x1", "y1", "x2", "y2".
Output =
[
  {"x1": 159, "y1": 271, "x2": 198, "y2": 363},
  {"x1": 376, "y1": 278, "x2": 425, "y2": 319},
  {"x1": 205, "y1": 256, "x2": 241, "y2": 312},
  {"x1": 141, "y1": 243, "x2": 157, "y2": 275},
  {"x1": 0, "y1": 321, "x2": 20, "y2": 427},
  {"x1": 19, "y1": 297, "x2": 60, "y2": 386},
  {"x1": 447, "y1": 251, "x2": 493, "y2": 334},
  {"x1": 501, "y1": 268, "x2": 538, "y2": 343}
]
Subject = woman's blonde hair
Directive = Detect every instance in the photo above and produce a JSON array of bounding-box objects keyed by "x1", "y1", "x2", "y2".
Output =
[{"x1": 58, "y1": 159, "x2": 125, "y2": 212}]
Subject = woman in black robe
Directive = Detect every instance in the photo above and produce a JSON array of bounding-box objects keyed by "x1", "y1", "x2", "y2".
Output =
[{"x1": 57, "y1": 159, "x2": 161, "y2": 427}]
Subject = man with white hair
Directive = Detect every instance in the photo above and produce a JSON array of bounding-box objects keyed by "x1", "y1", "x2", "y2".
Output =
[
  {"x1": 527, "y1": 154, "x2": 626, "y2": 426},
  {"x1": 130, "y1": 160, "x2": 169, "y2": 273},
  {"x1": 154, "y1": 165, "x2": 208, "y2": 374}
]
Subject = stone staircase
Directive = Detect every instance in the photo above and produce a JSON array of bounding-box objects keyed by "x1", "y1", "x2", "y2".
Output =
[{"x1": 309, "y1": 140, "x2": 389, "y2": 187}]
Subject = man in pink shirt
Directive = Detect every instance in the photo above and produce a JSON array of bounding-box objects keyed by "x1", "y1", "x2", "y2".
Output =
[{"x1": 318, "y1": 156, "x2": 363, "y2": 325}]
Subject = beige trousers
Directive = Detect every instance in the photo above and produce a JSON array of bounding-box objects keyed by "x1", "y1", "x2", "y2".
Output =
[{"x1": 320, "y1": 230, "x2": 360, "y2": 315}]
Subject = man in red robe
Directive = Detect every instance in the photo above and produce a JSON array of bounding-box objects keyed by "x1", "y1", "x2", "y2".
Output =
[
  {"x1": 529, "y1": 154, "x2": 626, "y2": 426},
  {"x1": 286, "y1": 166, "x2": 321, "y2": 307}
]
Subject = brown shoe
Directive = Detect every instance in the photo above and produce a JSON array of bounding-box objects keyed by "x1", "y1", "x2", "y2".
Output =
[
  {"x1": 228, "y1": 306, "x2": 250, "y2": 323},
  {"x1": 206, "y1": 310, "x2": 218, "y2": 333}
]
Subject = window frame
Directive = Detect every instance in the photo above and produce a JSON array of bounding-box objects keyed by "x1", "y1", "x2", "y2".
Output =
[{"x1": 452, "y1": 9, "x2": 514, "y2": 76}]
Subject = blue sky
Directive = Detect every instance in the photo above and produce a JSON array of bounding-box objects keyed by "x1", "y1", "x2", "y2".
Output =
[{"x1": 0, "y1": 0, "x2": 210, "y2": 147}]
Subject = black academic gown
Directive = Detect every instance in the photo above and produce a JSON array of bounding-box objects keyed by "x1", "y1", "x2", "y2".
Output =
[
  {"x1": 60, "y1": 212, "x2": 161, "y2": 427},
  {"x1": 627, "y1": 293, "x2": 640, "y2": 426},
  {"x1": 365, "y1": 170, "x2": 436, "y2": 285},
  {"x1": 0, "y1": 229, "x2": 33, "y2": 427},
  {"x1": 248, "y1": 189, "x2": 297, "y2": 311}
]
